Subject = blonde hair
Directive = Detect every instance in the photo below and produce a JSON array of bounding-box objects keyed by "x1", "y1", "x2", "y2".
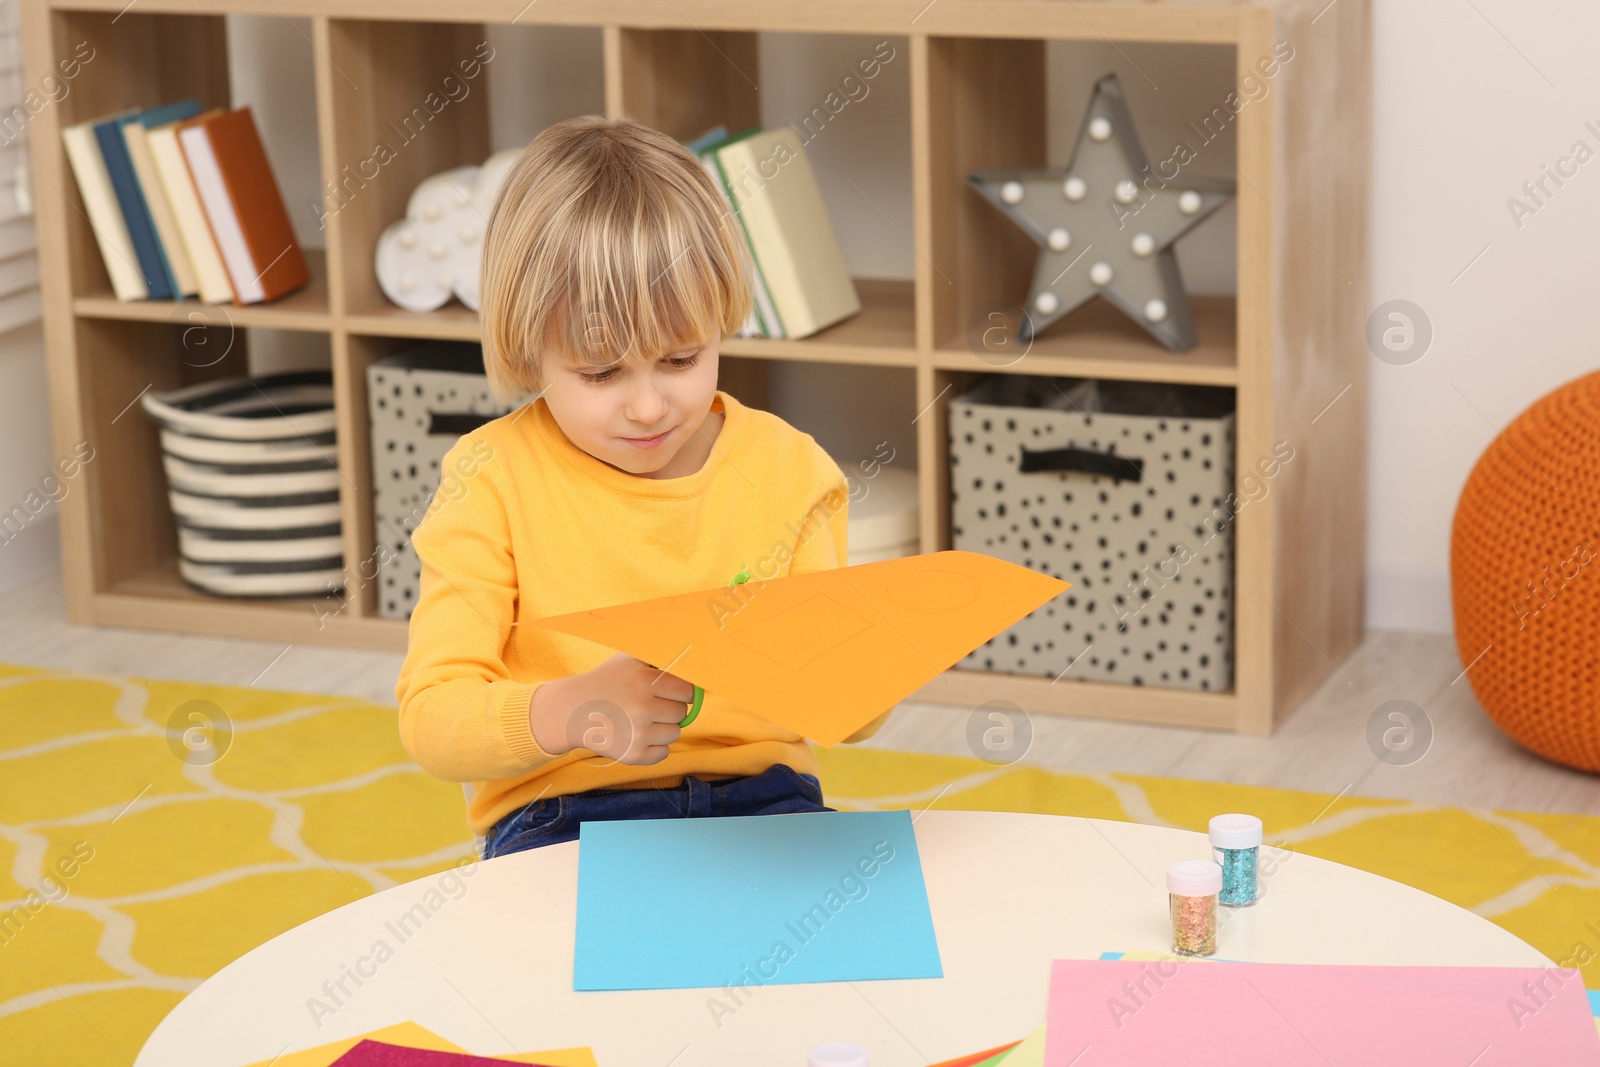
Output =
[{"x1": 479, "y1": 114, "x2": 753, "y2": 402}]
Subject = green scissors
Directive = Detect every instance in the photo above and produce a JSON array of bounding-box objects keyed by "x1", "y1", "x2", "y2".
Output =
[{"x1": 674, "y1": 569, "x2": 751, "y2": 728}]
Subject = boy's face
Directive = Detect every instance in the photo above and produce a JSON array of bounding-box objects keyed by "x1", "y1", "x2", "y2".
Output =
[{"x1": 536, "y1": 332, "x2": 722, "y2": 479}]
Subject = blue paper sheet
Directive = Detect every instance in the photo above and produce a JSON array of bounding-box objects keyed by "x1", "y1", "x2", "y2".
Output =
[{"x1": 573, "y1": 809, "x2": 943, "y2": 991}]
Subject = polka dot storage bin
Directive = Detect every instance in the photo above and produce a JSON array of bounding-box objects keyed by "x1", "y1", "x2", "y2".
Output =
[
  {"x1": 949, "y1": 375, "x2": 1236, "y2": 691},
  {"x1": 367, "y1": 341, "x2": 516, "y2": 620}
]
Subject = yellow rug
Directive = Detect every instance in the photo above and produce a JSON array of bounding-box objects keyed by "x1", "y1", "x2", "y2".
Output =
[{"x1": 3, "y1": 662, "x2": 1598, "y2": 1065}]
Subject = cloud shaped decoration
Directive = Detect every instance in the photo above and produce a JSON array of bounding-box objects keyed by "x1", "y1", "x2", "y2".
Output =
[{"x1": 375, "y1": 147, "x2": 523, "y2": 313}]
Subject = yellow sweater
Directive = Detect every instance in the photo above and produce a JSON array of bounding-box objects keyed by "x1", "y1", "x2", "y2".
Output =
[{"x1": 394, "y1": 389, "x2": 891, "y2": 836}]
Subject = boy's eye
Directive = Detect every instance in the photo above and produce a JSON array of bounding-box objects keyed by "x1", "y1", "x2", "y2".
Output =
[{"x1": 575, "y1": 350, "x2": 700, "y2": 384}]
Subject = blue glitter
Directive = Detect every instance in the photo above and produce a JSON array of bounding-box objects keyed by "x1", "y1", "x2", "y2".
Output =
[{"x1": 1215, "y1": 845, "x2": 1258, "y2": 906}]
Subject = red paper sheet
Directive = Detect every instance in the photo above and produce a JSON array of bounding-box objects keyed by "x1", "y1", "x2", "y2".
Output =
[{"x1": 330, "y1": 1041, "x2": 552, "y2": 1066}]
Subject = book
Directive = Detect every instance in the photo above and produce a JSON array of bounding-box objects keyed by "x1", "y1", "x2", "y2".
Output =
[
  {"x1": 148, "y1": 107, "x2": 233, "y2": 304},
  {"x1": 713, "y1": 125, "x2": 861, "y2": 339},
  {"x1": 684, "y1": 124, "x2": 766, "y2": 337},
  {"x1": 697, "y1": 124, "x2": 783, "y2": 339},
  {"x1": 61, "y1": 112, "x2": 147, "y2": 301},
  {"x1": 176, "y1": 106, "x2": 310, "y2": 305},
  {"x1": 122, "y1": 98, "x2": 204, "y2": 298},
  {"x1": 93, "y1": 110, "x2": 175, "y2": 299}
]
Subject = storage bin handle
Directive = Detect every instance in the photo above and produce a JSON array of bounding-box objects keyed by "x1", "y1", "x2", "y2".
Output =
[
  {"x1": 428, "y1": 411, "x2": 499, "y2": 436},
  {"x1": 1017, "y1": 445, "x2": 1143, "y2": 484}
]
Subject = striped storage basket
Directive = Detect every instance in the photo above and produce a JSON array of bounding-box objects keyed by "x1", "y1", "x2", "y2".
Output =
[{"x1": 140, "y1": 371, "x2": 345, "y2": 598}]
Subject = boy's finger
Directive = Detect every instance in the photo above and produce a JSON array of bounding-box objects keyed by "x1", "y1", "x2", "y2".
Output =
[
  {"x1": 648, "y1": 678, "x2": 695, "y2": 704},
  {"x1": 640, "y1": 720, "x2": 682, "y2": 747},
  {"x1": 649, "y1": 694, "x2": 694, "y2": 716},
  {"x1": 626, "y1": 744, "x2": 670, "y2": 766}
]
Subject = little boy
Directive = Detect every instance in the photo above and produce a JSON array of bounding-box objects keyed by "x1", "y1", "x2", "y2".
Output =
[{"x1": 394, "y1": 115, "x2": 892, "y2": 859}]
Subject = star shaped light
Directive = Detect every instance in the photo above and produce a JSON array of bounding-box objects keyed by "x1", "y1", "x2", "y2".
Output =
[{"x1": 968, "y1": 72, "x2": 1235, "y2": 353}]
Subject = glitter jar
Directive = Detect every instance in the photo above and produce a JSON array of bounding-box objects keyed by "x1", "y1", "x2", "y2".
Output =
[
  {"x1": 1168, "y1": 859, "x2": 1221, "y2": 957},
  {"x1": 809, "y1": 1043, "x2": 868, "y2": 1067},
  {"x1": 1209, "y1": 813, "x2": 1263, "y2": 907}
]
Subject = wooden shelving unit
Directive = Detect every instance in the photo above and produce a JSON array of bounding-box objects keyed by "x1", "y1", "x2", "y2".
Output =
[{"x1": 24, "y1": 0, "x2": 1370, "y2": 734}]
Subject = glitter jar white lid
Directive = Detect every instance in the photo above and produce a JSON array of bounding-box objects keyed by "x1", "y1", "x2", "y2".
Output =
[
  {"x1": 1168, "y1": 859, "x2": 1223, "y2": 896},
  {"x1": 1209, "y1": 813, "x2": 1264, "y2": 850},
  {"x1": 810, "y1": 1042, "x2": 869, "y2": 1067}
]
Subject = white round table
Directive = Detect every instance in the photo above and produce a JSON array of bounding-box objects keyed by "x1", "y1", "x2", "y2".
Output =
[{"x1": 135, "y1": 810, "x2": 1549, "y2": 1066}]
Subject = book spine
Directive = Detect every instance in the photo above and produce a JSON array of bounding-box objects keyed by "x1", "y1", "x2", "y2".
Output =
[
  {"x1": 93, "y1": 118, "x2": 173, "y2": 300},
  {"x1": 709, "y1": 148, "x2": 785, "y2": 339},
  {"x1": 61, "y1": 124, "x2": 146, "y2": 301},
  {"x1": 701, "y1": 151, "x2": 769, "y2": 338},
  {"x1": 124, "y1": 123, "x2": 197, "y2": 297}
]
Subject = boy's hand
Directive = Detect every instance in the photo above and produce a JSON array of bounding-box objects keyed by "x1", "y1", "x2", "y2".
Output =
[{"x1": 529, "y1": 652, "x2": 694, "y2": 765}]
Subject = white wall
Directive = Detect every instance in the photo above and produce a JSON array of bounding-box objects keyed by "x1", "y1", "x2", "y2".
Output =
[
  {"x1": 6, "y1": 1, "x2": 1595, "y2": 634},
  {"x1": 1364, "y1": 2, "x2": 1600, "y2": 631}
]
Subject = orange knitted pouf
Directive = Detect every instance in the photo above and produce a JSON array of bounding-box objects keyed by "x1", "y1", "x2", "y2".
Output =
[{"x1": 1450, "y1": 369, "x2": 1600, "y2": 772}]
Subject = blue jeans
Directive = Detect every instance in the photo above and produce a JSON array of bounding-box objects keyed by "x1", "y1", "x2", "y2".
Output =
[{"x1": 483, "y1": 763, "x2": 834, "y2": 858}]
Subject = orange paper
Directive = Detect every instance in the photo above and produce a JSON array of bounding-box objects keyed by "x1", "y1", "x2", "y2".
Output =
[
  {"x1": 929, "y1": 1039, "x2": 1026, "y2": 1066},
  {"x1": 529, "y1": 550, "x2": 1070, "y2": 745}
]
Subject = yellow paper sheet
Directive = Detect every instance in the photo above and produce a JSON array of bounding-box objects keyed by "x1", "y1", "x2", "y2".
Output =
[
  {"x1": 995, "y1": 1023, "x2": 1047, "y2": 1067},
  {"x1": 242, "y1": 1022, "x2": 463, "y2": 1067},
  {"x1": 530, "y1": 550, "x2": 1070, "y2": 746},
  {"x1": 240, "y1": 1021, "x2": 598, "y2": 1067}
]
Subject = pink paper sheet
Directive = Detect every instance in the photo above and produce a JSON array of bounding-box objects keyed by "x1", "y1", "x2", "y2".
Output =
[
  {"x1": 330, "y1": 1041, "x2": 551, "y2": 1066},
  {"x1": 1045, "y1": 958, "x2": 1600, "y2": 1065}
]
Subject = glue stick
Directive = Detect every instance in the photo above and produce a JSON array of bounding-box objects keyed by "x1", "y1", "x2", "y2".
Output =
[
  {"x1": 1209, "y1": 813, "x2": 1263, "y2": 907},
  {"x1": 1167, "y1": 859, "x2": 1221, "y2": 957}
]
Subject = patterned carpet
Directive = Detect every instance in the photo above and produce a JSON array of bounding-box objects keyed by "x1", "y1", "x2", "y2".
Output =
[{"x1": 2, "y1": 662, "x2": 1598, "y2": 1064}]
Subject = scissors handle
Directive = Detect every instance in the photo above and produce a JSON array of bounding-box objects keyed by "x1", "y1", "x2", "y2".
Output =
[
  {"x1": 676, "y1": 569, "x2": 751, "y2": 728},
  {"x1": 679, "y1": 685, "x2": 705, "y2": 729}
]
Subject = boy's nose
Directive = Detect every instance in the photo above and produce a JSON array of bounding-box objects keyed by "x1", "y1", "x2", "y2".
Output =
[{"x1": 622, "y1": 380, "x2": 670, "y2": 427}]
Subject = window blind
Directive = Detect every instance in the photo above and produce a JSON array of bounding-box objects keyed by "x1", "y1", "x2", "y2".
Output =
[{"x1": 0, "y1": 0, "x2": 41, "y2": 335}]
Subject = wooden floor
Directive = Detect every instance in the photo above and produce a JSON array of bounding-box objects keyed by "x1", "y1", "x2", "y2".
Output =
[{"x1": 5, "y1": 571, "x2": 1597, "y2": 816}]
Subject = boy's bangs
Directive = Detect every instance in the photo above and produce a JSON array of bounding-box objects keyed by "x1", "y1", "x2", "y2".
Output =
[{"x1": 552, "y1": 210, "x2": 728, "y2": 368}]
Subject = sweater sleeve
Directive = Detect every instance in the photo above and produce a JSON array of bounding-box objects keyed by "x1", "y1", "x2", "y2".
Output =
[
  {"x1": 394, "y1": 436, "x2": 555, "y2": 783},
  {"x1": 787, "y1": 451, "x2": 849, "y2": 578},
  {"x1": 788, "y1": 448, "x2": 894, "y2": 746}
]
